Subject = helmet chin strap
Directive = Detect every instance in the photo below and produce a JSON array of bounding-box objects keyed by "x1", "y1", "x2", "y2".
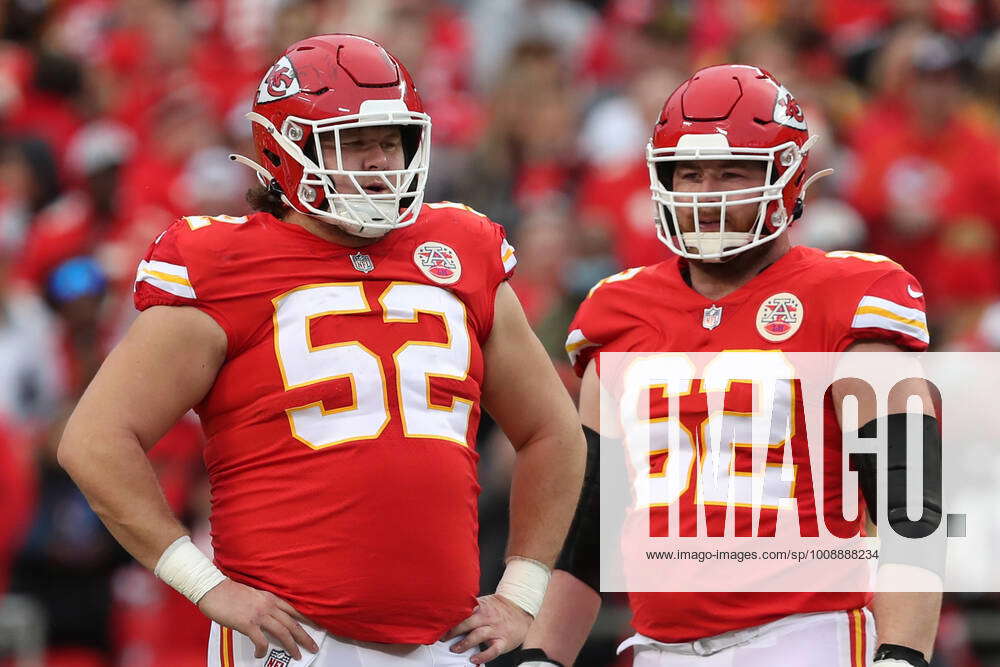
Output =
[{"x1": 680, "y1": 232, "x2": 755, "y2": 262}]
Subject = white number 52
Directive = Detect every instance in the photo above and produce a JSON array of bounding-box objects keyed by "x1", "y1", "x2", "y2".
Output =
[{"x1": 273, "y1": 282, "x2": 472, "y2": 448}]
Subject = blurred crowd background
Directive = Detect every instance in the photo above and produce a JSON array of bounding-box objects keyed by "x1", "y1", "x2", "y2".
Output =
[{"x1": 1, "y1": 0, "x2": 1000, "y2": 664}]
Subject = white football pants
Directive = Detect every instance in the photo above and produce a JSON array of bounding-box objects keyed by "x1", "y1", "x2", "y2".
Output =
[
  {"x1": 207, "y1": 621, "x2": 477, "y2": 667},
  {"x1": 620, "y1": 608, "x2": 876, "y2": 667}
]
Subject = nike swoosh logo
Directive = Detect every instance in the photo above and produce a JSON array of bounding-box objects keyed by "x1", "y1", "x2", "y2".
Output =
[{"x1": 907, "y1": 285, "x2": 924, "y2": 298}]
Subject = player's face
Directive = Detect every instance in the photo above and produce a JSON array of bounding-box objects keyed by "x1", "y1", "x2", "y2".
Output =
[
  {"x1": 670, "y1": 160, "x2": 767, "y2": 234},
  {"x1": 321, "y1": 126, "x2": 406, "y2": 195}
]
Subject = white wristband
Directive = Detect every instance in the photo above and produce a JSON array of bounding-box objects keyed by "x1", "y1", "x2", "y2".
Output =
[
  {"x1": 153, "y1": 535, "x2": 228, "y2": 604},
  {"x1": 495, "y1": 556, "x2": 551, "y2": 617}
]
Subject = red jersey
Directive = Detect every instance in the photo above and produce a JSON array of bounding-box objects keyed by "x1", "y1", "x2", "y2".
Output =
[
  {"x1": 133, "y1": 204, "x2": 517, "y2": 643},
  {"x1": 565, "y1": 245, "x2": 929, "y2": 643}
]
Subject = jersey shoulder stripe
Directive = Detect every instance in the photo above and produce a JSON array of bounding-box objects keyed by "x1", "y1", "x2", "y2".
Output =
[
  {"x1": 135, "y1": 259, "x2": 196, "y2": 299},
  {"x1": 565, "y1": 328, "x2": 598, "y2": 367},
  {"x1": 587, "y1": 266, "x2": 645, "y2": 298},
  {"x1": 852, "y1": 295, "x2": 928, "y2": 344},
  {"x1": 500, "y1": 238, "x2": 517, "y2": 273},
  {"x1": 825, "y1": 250, "x2": 899, "y2": 265}
]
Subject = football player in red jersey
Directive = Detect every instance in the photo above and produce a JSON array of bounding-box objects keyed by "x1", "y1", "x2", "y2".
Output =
[
  {"x1": 57, "y1": 34, "x2": 585, "y2": 666},
  {"x1": 517, "y1": 65, "x2": 942, "y2": 667}
]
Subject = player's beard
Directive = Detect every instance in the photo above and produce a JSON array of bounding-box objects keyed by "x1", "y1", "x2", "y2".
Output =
[{"x1": 687, "y1": 235, "x2": 787, "y2": 282}]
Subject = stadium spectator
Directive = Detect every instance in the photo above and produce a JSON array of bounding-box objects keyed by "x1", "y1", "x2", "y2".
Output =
[
  {"x1": 2, "y1": 0, "x2": 1000, "y2": 662},
  {"x1": 847, "y1": 32, "x2": 1000, "y2": 343}
]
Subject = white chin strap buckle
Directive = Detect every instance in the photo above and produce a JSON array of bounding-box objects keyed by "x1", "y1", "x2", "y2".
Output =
[{"x1": 680, "y1": 232, "x2": 755, "y2": 260}]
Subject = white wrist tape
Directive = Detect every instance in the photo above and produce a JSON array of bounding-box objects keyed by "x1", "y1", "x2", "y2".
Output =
[
  {"x1": 153, "y1": 535, "x2": 228, "y2": 604},
  {"x1": 495, "y1": 556, "x2": 551, "y2": 617}
]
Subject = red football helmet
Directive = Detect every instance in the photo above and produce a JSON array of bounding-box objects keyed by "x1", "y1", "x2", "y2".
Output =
[
  {"x1": 231, "y1": 34, "x2": 431, "y2": 237},
  {"x1": 647, "y1": 64, "x2": 830, "y2": 260}
]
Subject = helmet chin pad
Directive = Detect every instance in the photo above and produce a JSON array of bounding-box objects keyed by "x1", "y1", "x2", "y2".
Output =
[
  {"x1": 328, "y1": 197, "x2": 400, "y2": 238},
  {"x1": 679, "y1": 232, "x2": 755, "y2": 262}
]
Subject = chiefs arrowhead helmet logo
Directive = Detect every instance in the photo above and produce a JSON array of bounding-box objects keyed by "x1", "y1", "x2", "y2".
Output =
[
  {"x1": 257, "y1": 56, "x2": 301, "y2": 103},
  {"x1": 772, "y1": 85, "x2": 807, "y2": 130},
  {"x1": 266, "y1": 66, "x2": 294, "y2": 96}
]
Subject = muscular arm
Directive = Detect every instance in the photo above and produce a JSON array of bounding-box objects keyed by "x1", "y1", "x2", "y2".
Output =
[
  {"x1": 521, "y1": 360, "x2": 603, "y2": 666},
  {"x1": 482, "y1": 282, "x2": 586, "y2": 568},
  {"x1": 58, "y1": 305, "x2": 317, "y2": 658},
  {"x1": 57, "y1": 305, "x2": 226, "y2": 568},
  {"x1": 832, "y1": 340, "x2": 942, "y2": 661},
  {"x1": 447, "y1": 283, "x2": 586, "y2": 664}
]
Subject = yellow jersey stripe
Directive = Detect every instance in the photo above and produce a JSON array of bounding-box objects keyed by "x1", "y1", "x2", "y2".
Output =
[
  {"x1": 142, "y1": 268, "x2": 192, "y2": 287},
  {"x1": 221, "y1": 625, "x2": 231, "y2": 667},
  {"x1": 854, "y1": 305, "x2": 927, "y2": 332},
  {"x1": 565, "y1": 337, "x2": 594, "y2": 353},
  {"x1": 564, "y1": 329, "x2": 599, "y2": 366},
  {"x1": 852, "y1": 608, "x2": 863, "y2": 667}
]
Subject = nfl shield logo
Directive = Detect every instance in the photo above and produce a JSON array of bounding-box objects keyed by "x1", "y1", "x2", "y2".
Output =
[
  {"x1": 350, "y1": 252, "x2": 375, "y2": 273},
  {"x1": 264, "y1": 649, "x2": 292, "y2": 667},
  {"x1": 702, "y1": 305, "x2": 723, "y2": 330}
]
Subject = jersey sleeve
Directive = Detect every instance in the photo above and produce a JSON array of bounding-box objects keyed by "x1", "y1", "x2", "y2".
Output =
[
  {"x1": 565, "y1": 268, "x2": 646, "y2": 377},
  {"x1": 485, "y1": 216, "x2": 516, "y2": 283},
  {"x1": 565, "y1": 302, "x2": 604, "y2": 377},
  {"x1": 133, "y1": 219, "x2": 236, "y2": 353},
  {"x1": 841, "y1": 269, "x2": 930, "y2": 351},
  {"x1": 438, "y1": 203, "x2": 518, "y2": 342},
  {"x1": 476, "y1": 217, "x2": 516, "y2": 340},
  {"x1": 499, "y1": 234, "x2": 516, "y2": 280},
  {"x1": 426, "y1": 201, "x2": 515, "y2": 286}
]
